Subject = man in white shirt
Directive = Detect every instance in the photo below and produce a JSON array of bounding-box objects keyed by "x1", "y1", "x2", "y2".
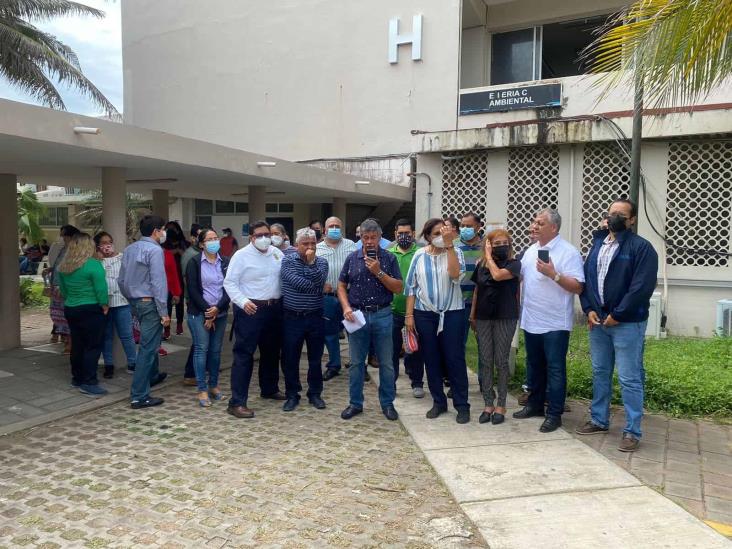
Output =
[
  {"x1": 223, "y1": 220, "x2": 286, "y2": 418},
  {"x1": 315, "y1": 216, "x2": 356, "y2": 380},
  {"x1": 514, "y1": 208, "x2": 584, "y2": 433}
]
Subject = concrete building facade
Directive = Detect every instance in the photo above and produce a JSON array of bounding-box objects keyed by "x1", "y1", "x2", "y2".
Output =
[{"x1": 121, "y1": 0, "x2": 732, "y2": 336}]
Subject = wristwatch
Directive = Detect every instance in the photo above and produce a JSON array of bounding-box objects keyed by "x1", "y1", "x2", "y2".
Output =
[
  {"x1": 377, "y1": 270, "x2": 386, "y2": 279},
  {"x1": 553, "y1": 272, "x2": 562, "y2": 283}
]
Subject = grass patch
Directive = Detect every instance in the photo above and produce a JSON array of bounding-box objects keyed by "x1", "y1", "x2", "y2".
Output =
[
  {"x1": 466, "y1": 326, "x2": 732, "y2": 419},
  {"x1": 20, "y1": 279, "x2": 49, "y2": 308}
]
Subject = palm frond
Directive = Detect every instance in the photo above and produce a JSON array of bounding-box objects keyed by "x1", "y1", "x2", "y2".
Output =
[
  {"x1": 0, "y1": 1, "x2": 120, "y2": 118},
  {"x1": 0, "y1": 0, "x2": 104, "y2": 21},
  {"x1": 16, "y1": 186, "x2": 46, "y2": 243},
  {"x1": 583, "y1": 0, "x2": 732, "y2": 107}
]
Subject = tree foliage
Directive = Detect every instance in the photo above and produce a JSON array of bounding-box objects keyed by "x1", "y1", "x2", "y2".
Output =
[
  {"x1": 17, "y1": 185, "x2": 45, "y2": 243},
  {"x1": 584, "y1": 0, "x2": 732, "y2": 107},
  {"x1": 0, "y1": 0, "x2": 120, "y2": 117}
]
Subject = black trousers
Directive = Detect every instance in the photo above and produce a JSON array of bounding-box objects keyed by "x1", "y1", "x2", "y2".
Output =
[
  {"x1": 65, "y1": 304, "x2": 106, "y2": 386},
  {"x1": 228, "y1": 304, "x2": 282, "y2": 407}
]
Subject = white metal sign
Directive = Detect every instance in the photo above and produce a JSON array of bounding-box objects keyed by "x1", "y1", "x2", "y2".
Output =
[{"x1": 388, "y1": 15, "x2": 423, "y2": 64}]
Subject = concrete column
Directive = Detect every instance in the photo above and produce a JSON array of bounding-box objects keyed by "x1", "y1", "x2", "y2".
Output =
[
  {"x1": 249, "y1": 185, "x2": 266, "y2": 223},
  {"x1": 293, "y1": 203, "x2": 310, "y2": 233},
  {"x1": 0, "y1": 174, "x2": 21, "y2": 350},
  {"x1": 152, "y1": 189, "x2": 169, "y2": 219},
  {"x1": 332, "y1": 197, "x2": 347, "y2": 229},
  {"x1": 102, "y1": 168, "x2": 128, "y2": 369}
]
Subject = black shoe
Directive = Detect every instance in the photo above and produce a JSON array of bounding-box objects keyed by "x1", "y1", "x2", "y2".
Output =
[
  {"x1": 512, "y1": 406, "x2": 545, "y2": 419},
  {"x1": 426, "y1": 405, "x2": 447, "y2": 419},
  {"x1": 341, "y1": 405, "x2": 363, "y2": 420},
  {"x1": 150, "y1": 372, "x2": 167, "y2": 387},
  {"x1": 446, "y1": 388, "x2": 453, "y2": 399},
  {"x1": 491, "y1": 413, "x2": 505, "y2": 425},
  {"x1": 323, "y1": 368, "x2": 340, "y2": 381},
  {"x1": 308, "y1": 396, "x2": 326, "y2": 409},
  {"x1": 443, "y1": 377, "x2": 451, "y2": 387},
  {"x1": 262, "y1": 391, "x2": 287, "y2": 401},
  {"x1": 364, "y1": 371, "x2": 371, "y2": 382},
  {"x1": 479, "y1": 411, "x2": 492, "y2": 424},
  {"x1": 456, "y1": 409, "x2": 470, "y2": 424},
  {"x1": 382, "y1": 405, "x2": 399, "y2": 421},
  {"x1": 103, "y1": 365, "x2": 114, "y2": 379},
  {"x1": 282, "y1": 397, "x2": 299, "y2": 412},
  {"x1": 539, "y1": 416, "x2": 562, "y2": 433},
  {"x1": 131, "y1": 397, "x2": 164, "y2": 409}
]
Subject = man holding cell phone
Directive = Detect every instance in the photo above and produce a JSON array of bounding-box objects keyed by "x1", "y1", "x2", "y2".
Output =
[
  {"x1": 337, "y1": 219, "x2": 403, "y2": 422},
  {"x1": 513, "y1": 208, "x2": 584, "y2": 433}
]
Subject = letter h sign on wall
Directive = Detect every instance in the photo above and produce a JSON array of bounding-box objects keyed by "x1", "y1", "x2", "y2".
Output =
[{"x1": 388, "y1": 15, "x2": 423, "y2": 64}]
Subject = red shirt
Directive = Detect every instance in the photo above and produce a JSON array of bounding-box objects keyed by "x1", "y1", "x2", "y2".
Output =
[
  {"x1": 163, "y1": 249, "x2": 182, "y2": 297},
  {"x1": 219, "y1": 236, "x2": 238, "y2": 258}
]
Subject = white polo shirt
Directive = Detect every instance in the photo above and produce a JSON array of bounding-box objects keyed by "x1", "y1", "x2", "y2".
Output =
[
  {"x1": 223, "y1": 243, "x2": 283, "y2": 309},
  {"x1": 520, "y1": 235, "x2": 585, "y2": 334}
]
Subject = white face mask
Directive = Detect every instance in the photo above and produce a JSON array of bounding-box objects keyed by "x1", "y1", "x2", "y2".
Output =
[
  {"x1": 157, "y1": 231, "x2": 167, "y2": 245},
  {"x1": 431, "y1": 236, "x2": 445, "y2": 248},
  {"x1": 253, "y1": 236, "x2": 271, "y2": 251},
  {"x1": 271, "y1": 235, "x2": 284, "y2": 247}
]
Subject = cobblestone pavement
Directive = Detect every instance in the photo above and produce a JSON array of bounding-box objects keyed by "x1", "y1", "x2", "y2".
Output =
[
  {"x1": 0, "y1": 367, "x2": 486, "y2": 548},
  {"x1": 563, "y1": 400, "x2": 732, "y2": 533}
]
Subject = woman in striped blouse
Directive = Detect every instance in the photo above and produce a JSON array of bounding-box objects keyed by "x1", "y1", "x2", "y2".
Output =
[
  {"x1": 95, "y1": 232, "x2": 138, "y2": 379},
  {"x1": 405, "y1": 218, "x2": 471, "y2": 424}
]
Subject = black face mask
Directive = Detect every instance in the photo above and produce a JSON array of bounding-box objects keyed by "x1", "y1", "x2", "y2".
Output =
[
  {"x1": 314, "y1": 230, "x2": 322, "y2": 240},
  {"x1": 608, "y1": 214, "x2": 628, "y2": 233},
  {"x1": 492, "y1": 245, "x2": 510, "y2": 262},
  {"x1": 396, "y1": 234, "x2": 413, "y2": 249}
]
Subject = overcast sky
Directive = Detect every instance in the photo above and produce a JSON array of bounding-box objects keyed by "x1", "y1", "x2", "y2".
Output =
[{"x1": 0, "y1": 0, "x2": 122, "y2": 116}]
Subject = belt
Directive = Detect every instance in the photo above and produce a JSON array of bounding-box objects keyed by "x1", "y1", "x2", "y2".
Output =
[
  {"x1": 284, "y1": 308, "x2": 323, "y2": 317},
  {"x1": 323, "y1": 292, "x2": 337, "y2": 297},
  {"x1": 354, "y1": 303, "x2": 390, "y2": 313},
  {"x1": 139, "y1": 297, "x2": 153, "y2": 302},
  {"x1": 250, "y1": 298, "x2": 281, "y2": 307}
]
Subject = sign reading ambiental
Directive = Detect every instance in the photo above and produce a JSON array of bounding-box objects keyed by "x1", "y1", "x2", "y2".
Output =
[{"x1": 459, "y1": 83, "x2": 562, "y2": 115}]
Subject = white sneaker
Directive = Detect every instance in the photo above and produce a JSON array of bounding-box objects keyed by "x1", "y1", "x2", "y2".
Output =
[{"x1": 412, "y1": 387, "x2": 425, "y2": 399}]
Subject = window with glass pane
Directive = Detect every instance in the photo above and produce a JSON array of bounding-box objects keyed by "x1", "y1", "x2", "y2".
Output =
[
  {"x1": 490, "y1": 28, "x2": 538, "y2": 85},
  {"x1": 266, "y1": 203, "x2": 278, "y2": 212},
  {"x1": 235, "y1": 202, "x2": 249, "y2": 213},
  {"x1": 196, "y1": 216, "x2": 212, "y2": 227},
  {"x1": 215, "y1": 201, "x2": 235, "y2": 213},
  {"x1": 195, "y1": 199, "x2": 213, "y2": 215},
  {"x1": 279, "y1": 203, "x2": 294, "y2": 213}
]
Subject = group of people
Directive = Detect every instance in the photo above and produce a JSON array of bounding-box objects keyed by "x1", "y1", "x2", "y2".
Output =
[
  {"x1": 18, "y1": 237, "x2": 50, "y2": 275},
  {"x1": 47, "y1": 197, "x2": 657, "y2": 452}
]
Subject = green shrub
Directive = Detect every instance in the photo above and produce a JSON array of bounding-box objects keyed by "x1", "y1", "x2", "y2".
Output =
[
  {"x1": 19, "y1": 279, "x2": 49, "y2": 308},
  {"x1": 467, "y1": 326, "x2": 732, "y2": 419}
]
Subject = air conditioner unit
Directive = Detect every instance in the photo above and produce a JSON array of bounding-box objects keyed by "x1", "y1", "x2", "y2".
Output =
[
  {"x1": 716, "y1": 299, "x2": 732, "y2": 337},
  {"x1": 646, "y1": 291, "x2": 662, "y2": 339}
]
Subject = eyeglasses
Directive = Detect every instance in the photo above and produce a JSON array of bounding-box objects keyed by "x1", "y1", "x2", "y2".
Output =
[{"x1": 253, "y1": 233, "x2": 271, "y2": 238}]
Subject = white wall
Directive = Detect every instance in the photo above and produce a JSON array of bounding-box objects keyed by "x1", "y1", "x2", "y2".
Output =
[{"x1": 123, "y1": 0, "x2": 462, "y2": 161}]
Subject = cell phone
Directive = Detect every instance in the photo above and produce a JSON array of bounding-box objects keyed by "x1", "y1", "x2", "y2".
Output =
[
  {"x1": 538, "y1": 249, "x2": 550, "y2": 263},
  {"x1": 366, "y1": 248, "x2": 377, "y2": 259}
]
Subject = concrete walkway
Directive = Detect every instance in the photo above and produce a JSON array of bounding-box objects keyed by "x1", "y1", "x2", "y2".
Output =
[{"x1": 387, "y1": 373, "x2": 732, "y2": 548}]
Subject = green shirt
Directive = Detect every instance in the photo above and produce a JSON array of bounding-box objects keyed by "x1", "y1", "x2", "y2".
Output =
[
  {"x1": 387, "y1": 242, "x2": 419, "y2": 316},
  {"x1": 459, "y1": 240, "x2": 482, "y2": 303},
  {"x1": 57, "y1": 258, "x2": 108, "y2": 308}
]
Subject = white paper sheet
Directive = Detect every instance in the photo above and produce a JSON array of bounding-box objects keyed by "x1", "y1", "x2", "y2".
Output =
[{"x1": 342, "y1": 309, "x2": 366, "y2": 333}]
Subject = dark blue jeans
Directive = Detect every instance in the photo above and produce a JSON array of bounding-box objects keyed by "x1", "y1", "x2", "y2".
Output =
[
  {"x1": 188, "y1": 313, "x2": 227, "y2": 392},
  {"x1": 228, "y1": 304, "x2": 282, "y2": 407},
  {"x1": 347, "y1": 307, "x2": 395, "y2": 409},
  {"x1": 282, "y1": 310, "x2": 325, "y2": 399},
  {"x1": 525, "y1": 329, "x2": 570, "y2": 419},
  {"x1": 322, "y1": 295, "x2": 342, "y2": 371},
  {"x1": 129, "y1": 299, "x2": 162, "y2": 402},
  {"x1": 392, "y1": 313, "x2": 424, "y2": 388},
  {"x1": 414, "y1": 309, "x2": 470, "y2": 411}
]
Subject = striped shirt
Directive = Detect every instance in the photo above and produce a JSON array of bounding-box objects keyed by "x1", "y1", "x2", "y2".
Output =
[
  {"x1": 316, "y1": 238, "x2": 357, "y2": 289},
  {"x1": 280, "y1": 253, "x2": 329, "y2": 312},
  {"x1": 101, "y1": 254, "x2": 128, "y2": 308},
  {"x1": 405, "y1": 247, "x2": 465, "y2": 332},
  {"x1": 597, "y1": 235, "x2": 619, "y2": 305},
  {"x1": 458, "y1": 240, "x2": 482, "y2": 304}
]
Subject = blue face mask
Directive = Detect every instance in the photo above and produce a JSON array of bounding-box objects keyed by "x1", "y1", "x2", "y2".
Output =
[
  {"x1": 460, "y1": 227, "x2": 475, "y2": 241},
  {"x1": 205, "y1": 240, "x2": 220, "y2": 254},
  {"x1": 327, "y1": 228, "x2": 342, "y2": 240}
]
